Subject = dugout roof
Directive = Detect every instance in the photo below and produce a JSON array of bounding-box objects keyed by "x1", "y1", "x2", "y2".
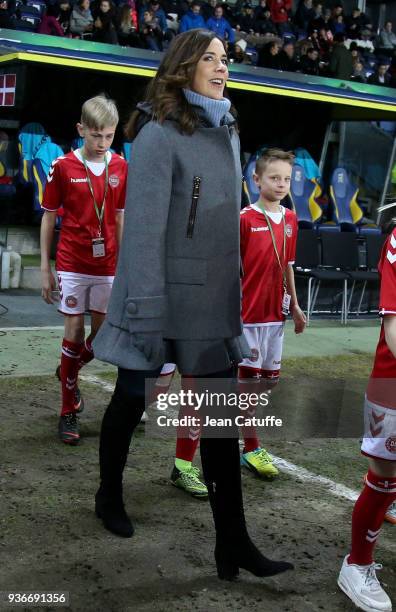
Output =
[{"x1": 0, "y1": 28, "x2": 395, "y2": 116}]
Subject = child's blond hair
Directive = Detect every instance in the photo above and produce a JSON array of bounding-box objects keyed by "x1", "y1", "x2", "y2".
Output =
[
  {"x1": 255, "y1": 148, "x2": 295, "y2": 176},
  {"x1": 81, "y1": 94, "x2": 119, "y2": 129}
]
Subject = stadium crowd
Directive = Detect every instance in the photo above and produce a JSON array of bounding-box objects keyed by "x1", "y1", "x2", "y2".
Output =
[{"x1": 1, "y1": 0, "x2": 396, "y2": 85}]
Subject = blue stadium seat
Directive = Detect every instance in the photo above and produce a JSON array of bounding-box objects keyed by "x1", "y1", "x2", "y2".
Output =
[
  {"x1": 26, "y1": 0, "x2": 46, "y2": 14},
  {"x1": 329, "y1": 167, "x2": 381, "y2": 235},
  {"x1": 32, "y1": 142, "x2": 64, "y2": 223},
  {"x1": 289, "y1": 164, "x2": 322, "y2": 229},
  {"x1": 18, "y1": 122, "x2": 51, "y2": 185}
]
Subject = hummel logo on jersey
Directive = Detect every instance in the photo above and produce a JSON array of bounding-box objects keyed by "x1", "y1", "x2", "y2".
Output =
[
  {"x1": 387, "y1": 233, "x2": 396, "y2": 264},
  {"x1": 251, "y1": 227, "x2": 269, "y2": 232},
  {"x1": 70, "y1": 178, "x2": 88, "y2": 183}
]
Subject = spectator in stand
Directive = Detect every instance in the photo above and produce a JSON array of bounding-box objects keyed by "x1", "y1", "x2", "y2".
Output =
[
  {"x1": 70, "y1": 0, "x2": 94, "y2": 37},
  {"x1": 309, "y1": 2, "x2": 324, "y2": 33},
  {"x1": 318, "y1": 27, "x2": 332, "y2": 61},
  {"x1": 350, "y1": 59, "x2": 367, "y2": 83},
  {"x1": 378, "y1": 21, "x2": 396, "y2": 53},
  {"x1": 254, "y1": 0, "x2": 269, "y2": 24},
  {"x1": 331, "y1": 14, "x2": 346, "y2": 36},
  {"x1": 140, "y1": 8, "x2": 163, "y2": 50},
  {"x1": 235, "y1": 3, "x2": 258, "y2": 34},
  {"x1": 229, "y1": 38, "x2": 251, "y2": 63},
  {"x1": 117, "y1": 3, "x2": 141, "y2": 47},
  {"x1": 346, "y1": 6, "x2": 370, "y2": 40},
  {"x1": 201, "y1": 0, "x2": 217, "y2": 22},
  {"x1": 257, "y1": 8, "x2": 277, "y2": 36},
  {"x1": 277, "y1": 40, "x2": 298, "y2": 71},
  {"x1": 92, "y1": 0, "x2": 118, "y2": 44},
  {"x1": 206, "y1": 5, "x2": 235, "y2": 44},
  {"x1": 179, "y1": 1, "x2": 205, "y2": 32},
  {"x1": 294, "y1": 0, "x2": 315, "y2": 35},
  {"x1": 329, "y1": 32, "x2": 353, "y2": 79},
  {"x1": 299, "y1": 46, "x2": 320, "y2": 74},
  {"x1": 321, "y1": 7, "x2": 332, "y2": 31},
  {"x1": 257, "y1": 39, "x2": 281, "y2": 68},
  {"x1": 148, "y1": 0, "x2": 172, "y2": 41},
  {"x1": 368, "y1": 63, "x2": 391, "y2": 86},
  {"x1": 58, "y1": 0, "x2": 72, "y2": 34},
  {"x1": 269, "y1": 0, "x2": 291, "y2": 36},
  {"x1": 0, "y1": 0, "x2": 15, "y2": 28},
  {"x1": 38, "y1": 4, "x2": 65, "y2": 36},
  {"x1": 349, "y1": 41, "x2": 362, "y2": 64}
]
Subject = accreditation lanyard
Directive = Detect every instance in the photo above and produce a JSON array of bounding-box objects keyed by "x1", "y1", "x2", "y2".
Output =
[
  {"x1": 81, "y1": 152, "x2": 109, "y2": 238},
  {"x1": 260, "y1": 205, "x2": 287, "y2": 291}
]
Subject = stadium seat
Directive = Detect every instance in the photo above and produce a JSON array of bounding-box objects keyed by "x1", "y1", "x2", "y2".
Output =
[
  {"x1": 308, "y1": 232, "x2": 358, "y2": 324},
  {"x1": 18, "y1": 122, "x2": 51, "y2": 185},
  {"x1": 18, "y1": 5, "x2": 41, "y2": 29},
  {"x1": 294, "y1": 229, "x2": 320, "y2": 325},
  {"x1": 347, "y1": 233, "x2": 385, "y2": 316},
  {"x1": 26, "y1": 0, "x2": 46, "y2": 15},
  {"x1": 31, "y1": 142, "x2": 64, "y2": 224},
  {"x1": 329, "y1": 167, "x2": 381, "y2": 235},
  {"x1": 289, "y1": 164, "x2": 322, "y2": 229}
]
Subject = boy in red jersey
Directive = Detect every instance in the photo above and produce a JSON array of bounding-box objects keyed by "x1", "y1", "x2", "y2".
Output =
[
  {"x1": 40, "y1": 95, "x2": 127, "y2": 445},
  {"x1": 239, "y1": 149, "x2": 306, "y2": 478},
  {"x1": 338, "y1": 223, "x2": 396, "y2": 612}
]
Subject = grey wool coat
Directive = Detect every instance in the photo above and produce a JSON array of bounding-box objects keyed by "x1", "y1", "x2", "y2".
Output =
[{"x1": 93, "y1": 107, "x2": 247, "y2": 374}]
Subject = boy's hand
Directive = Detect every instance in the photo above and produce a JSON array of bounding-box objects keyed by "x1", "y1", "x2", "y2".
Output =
[
  {"x1": 292, "y1": 304, "x2": 306, "y2": 334},
  {"x1": 41, "y1": 270, "x2": 58, "y2": 304}
]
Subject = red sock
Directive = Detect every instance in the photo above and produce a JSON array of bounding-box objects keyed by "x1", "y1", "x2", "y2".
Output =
[
  {"x1": 78, "y1": 335, "x2": 94, "y2": 370},
  {"x1": 238, "y1": 366, "x2": 261, "y2": 453},
  {"x1": 60, "y1": 338, "x2": 83, "y2": 416},
  {"x1": 349, "y1": 469, "x2": 396, "y2": 565},
  {"x1": 175, "y1": 376, "x2": 201, "y2": 462}
]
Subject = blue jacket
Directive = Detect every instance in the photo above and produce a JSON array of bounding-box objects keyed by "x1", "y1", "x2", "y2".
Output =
[
  {"x1": 179, "y1": 10, "x2": 206, "y2": 32},
  {"x1": 206, "y1": 16, "x2": 235, "y2": 42},
  {"x1": 139, "y1": 6, "x2": 168, "y2": 31}
]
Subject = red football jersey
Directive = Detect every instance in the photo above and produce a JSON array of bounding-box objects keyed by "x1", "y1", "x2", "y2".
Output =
[
  {"x1": 240, "y1": 205, "x2": 298, "y2": 324},
  {"x1": 42, "y1": 150, "x2": 127, "y2": 275},
  {"x1": 367, "y1": 229, "x2": 396, "y2": 409}
]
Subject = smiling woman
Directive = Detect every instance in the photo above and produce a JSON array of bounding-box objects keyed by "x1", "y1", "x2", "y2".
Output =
[{"x1": 93, "y1": 28, "x2": 293, "y2": 582}]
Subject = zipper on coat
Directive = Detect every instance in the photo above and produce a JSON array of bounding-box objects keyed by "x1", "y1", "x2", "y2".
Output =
[{"x1": 187, "y1": 176, "x2": 201, "y2": 238}]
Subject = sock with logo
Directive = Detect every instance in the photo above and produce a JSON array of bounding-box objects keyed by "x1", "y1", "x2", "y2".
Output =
[
  {"x1": 348, "y1": 469, "x2": 396, "y2": 565},
  {"x1": 60, "y1": 338, "x2": 83, "y2": 416},
  {"x1": 78, "y1": 334, "x2": 94, "y2": 370}
]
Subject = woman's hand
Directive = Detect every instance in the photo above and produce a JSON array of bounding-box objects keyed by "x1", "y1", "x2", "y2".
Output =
[{"x1": 291, "y1": 304, "x2": 306, "y2": 334}]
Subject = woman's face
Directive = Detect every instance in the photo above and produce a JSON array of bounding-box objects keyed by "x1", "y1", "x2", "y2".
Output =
[
  {"x1": 100, "y1": 0, "x2": 110, "y2": 12},
  {"x1": 191, "y1": 38, "x2": 229, "y2": 100},
  {"x1": 81, "y1": 0, "x2": 89, "y2": 10}
]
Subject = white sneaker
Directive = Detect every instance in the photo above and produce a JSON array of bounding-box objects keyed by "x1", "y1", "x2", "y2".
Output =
[{"x1": 338, "y1": 555, "x2": 392, "y2": 612}]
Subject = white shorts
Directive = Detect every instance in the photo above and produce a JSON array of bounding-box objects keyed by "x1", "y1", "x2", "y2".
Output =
[
  {"x1": 239, "y1": 324, "x2": 284, "y2": 377},
  {"x1": 57, "y1": 271, "x2": 114, "y2": 315},
  {"x1": 361, "y1": 396, "x2": 396, "y2": 461}
]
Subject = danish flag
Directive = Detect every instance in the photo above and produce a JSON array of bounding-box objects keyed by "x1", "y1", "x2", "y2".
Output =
[{"x1": 0, "y1": 74, "x2": 16, "y2": 107}]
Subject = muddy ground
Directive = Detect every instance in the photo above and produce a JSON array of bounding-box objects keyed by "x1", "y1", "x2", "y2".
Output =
[{"x1": 0, "y1": 372, "x2": 395, "y2": 612}]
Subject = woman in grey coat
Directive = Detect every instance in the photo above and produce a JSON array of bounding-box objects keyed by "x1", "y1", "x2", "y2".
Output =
[{"x1": 93, "y1": 29, "x2": 293, "y2": 580}]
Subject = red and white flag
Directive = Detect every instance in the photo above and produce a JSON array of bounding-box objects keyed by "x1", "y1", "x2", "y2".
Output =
[{"x1": 0, "y1": 74, "x2": 16, "y2": 106}]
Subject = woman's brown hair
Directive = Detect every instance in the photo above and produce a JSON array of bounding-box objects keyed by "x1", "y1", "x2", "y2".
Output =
[{"x1": 125, "y1": 29, "x2": 235, "y2": 138}]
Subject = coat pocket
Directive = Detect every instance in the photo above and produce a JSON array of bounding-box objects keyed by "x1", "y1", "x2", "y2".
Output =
[
  {"x1": 166, "y1": 257, "x2": 207, "y2": 285},
  {"x1": 186, "y1": 176, "x2": 201, "y2": 238}
]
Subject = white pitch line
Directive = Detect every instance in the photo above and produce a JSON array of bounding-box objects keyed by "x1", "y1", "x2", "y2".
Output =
[
  {"x1": 79, "y1": 373, "x2": 115, "y2": 393},
  {"x1": 0, "y1": 326, "x2": 64, "y2": 332},
  {"x1": 272, "y1": 455, "x2": 359, "y2": 502}
]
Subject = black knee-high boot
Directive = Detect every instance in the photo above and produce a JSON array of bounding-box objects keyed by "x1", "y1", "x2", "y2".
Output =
[
  {"x1": 95, "y1": 366, "x2": 162, "y2": 537},
  {"x1": 200, "y1": 436, "x2": 294, "y2": 580}
]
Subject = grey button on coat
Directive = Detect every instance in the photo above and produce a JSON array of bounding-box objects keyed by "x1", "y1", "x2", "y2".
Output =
[{"x1": 93, "y1": 110, "x2": 246, "y2": 373}]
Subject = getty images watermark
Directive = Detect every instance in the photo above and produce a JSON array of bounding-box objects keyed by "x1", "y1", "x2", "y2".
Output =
[{"x1": 154, "y1": 388, "x2": 283, "y2": 429}]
